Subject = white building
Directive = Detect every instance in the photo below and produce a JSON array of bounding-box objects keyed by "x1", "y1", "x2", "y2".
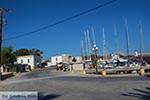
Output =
[
  {"x1": 51, "y1": 54, "x2": 82, "y2": 65},
  {"x1": 74, "y1": 56, "x2": 82, "y2": 63},
  {"x1": 17, "y1": 55, "x2": 42, "y2": 70},
  {"x1": 51, "y1": 55, "x2": 62, "y2": 65},
  {"x1": 134, "y1": 50, "x2": 139, "y2": 57},
  {"x1": 51, "y1": 54, "x2": 72, "y2": 65}
]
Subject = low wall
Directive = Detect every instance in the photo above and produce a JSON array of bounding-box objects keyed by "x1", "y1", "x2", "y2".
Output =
[
  {"x1": 1, "y1": 73, "x2": 14, "y2": 80},
  {"x1": 73, "y1": 63, "x2": 84, "y2": 70}
]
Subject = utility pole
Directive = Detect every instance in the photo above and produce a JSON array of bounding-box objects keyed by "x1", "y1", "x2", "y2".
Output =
[
  {"x1": 0, "y1": 9, "x2": 3, "y2": 65},
  {"x1": 0, "y1": 8, "x2": 11, "y2": 80}
]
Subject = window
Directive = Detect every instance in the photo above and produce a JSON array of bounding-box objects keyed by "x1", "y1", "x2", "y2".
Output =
[
  {"x1": 21, "y1": 59, "x2": 23, "y2": 63},
  {"x1": 27, "y1": 59, "x2": 30, "y2": 63}
]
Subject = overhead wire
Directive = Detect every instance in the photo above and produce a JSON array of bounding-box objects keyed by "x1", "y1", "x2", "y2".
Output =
[{"x1": 3, "y1": 0, "x2": 117, "y2": 41}]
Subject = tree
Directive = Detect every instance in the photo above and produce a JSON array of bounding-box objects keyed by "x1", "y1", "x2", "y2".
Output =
[
  {"x1": 14, "y1": 48, "x2": 29, "y2": 56},
  {"x1": 14, "y1": 48, "x2": 43, "y2": 58},
  {"x1": 2, "y1": 46, "x2": 16, "y2": 64},
  {"x1": 29, "y1": 48, "x2": 43, "y2": 57}
]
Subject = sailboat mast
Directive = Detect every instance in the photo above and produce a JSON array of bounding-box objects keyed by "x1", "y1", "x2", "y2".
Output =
[
  {"x1": 91, "y1": 26, "x2": 96, "y2": 45},
  {"x1": 84, "y1": 31, "x2": 88, "y2": 60},
  {"x1": 114, "y1": 24, "x2": 118, "y2": 56},
  {"x1": 87, "y1": 29, "x2": 91, "y2": 55},
  {"x1": 102, "y1": 27, "x2": 107, "y2": 60},
  {"x1": 124, "y1": 18, "x2": 130, "y2": 59},
  {"x1": 81, "y1": 39, "x2": 85, "y2": 61},
  {"x1": 139, "y1": 20, "x2": 143, "y2": 62}
]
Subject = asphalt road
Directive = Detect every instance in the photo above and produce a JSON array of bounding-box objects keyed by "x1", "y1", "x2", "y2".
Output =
[{"x1": 0, "y1": 67, "x2": 150, "y2": 100}]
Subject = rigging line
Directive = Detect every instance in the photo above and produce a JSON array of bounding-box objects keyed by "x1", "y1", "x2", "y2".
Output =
[{"x1": 3, "y1": 0, "x2": 117, "y2": 41}]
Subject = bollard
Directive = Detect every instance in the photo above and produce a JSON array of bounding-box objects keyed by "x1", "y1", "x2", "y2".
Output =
[
  {"x1": 102, "y1": 69, "x2": 106, "y2": 77},
  {"x1": 140, "y1": 67, "x2": 145, "y2": 76},
  {"x1": 82, "y1": 70, "x2": 86, "y2": 74}
]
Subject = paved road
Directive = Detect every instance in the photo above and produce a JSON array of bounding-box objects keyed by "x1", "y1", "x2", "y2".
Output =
[{"x1": 0, "y1": 67, "x2": 150, "y2": 100}]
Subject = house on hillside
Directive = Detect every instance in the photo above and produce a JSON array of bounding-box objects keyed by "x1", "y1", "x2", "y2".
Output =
[{"x1": 17, "y1": 55, "x2": 42, "y2": 70}]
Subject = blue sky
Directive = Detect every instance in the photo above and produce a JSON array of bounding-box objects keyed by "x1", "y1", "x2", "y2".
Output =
[{"x1": 0, "y1": 0, "x2": 150, "y2": 59}]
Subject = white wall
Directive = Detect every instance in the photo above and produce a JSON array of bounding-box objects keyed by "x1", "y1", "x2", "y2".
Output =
[
  {"x1": 51, "y1": 54, "x2": 83, "y2": 65},
  {"x1": 73, "y1": 63, "x2": 84, "y2": 70},
  {"x1": 51, "y1": 56, "x2": 62, "y2": 65},
  {"x1": 75, "y1": 56, "x2": 82, "y2": 63},
  {"x1": 62, "y1": 55, "x2": 72, "y2": 63},
  {"x1": 17, "y1": 55, "x2": 41, "y2": 69}
]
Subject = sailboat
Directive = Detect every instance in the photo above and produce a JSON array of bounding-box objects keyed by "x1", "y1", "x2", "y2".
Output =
[
  {"x1": 112, "y1": 24, "x2": 128, "y2": 68},
  {"x1": 81, "y1": 28, "x2": 93, "y2": 69},
  {"x1": 100, "y1": 27, "x2": 114, "y2": 69},
  {"x1": 101, "y1": 24, "x2": 129, "y2": 68}
]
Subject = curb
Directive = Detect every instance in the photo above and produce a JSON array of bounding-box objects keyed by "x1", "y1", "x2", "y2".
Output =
[{"x1": 55, "y1": 70, "x2": 150, "y2": 78}]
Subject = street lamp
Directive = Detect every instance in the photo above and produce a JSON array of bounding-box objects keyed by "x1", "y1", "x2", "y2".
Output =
[{"x1": 92, "y1": 44, "x2": 98, "y2": 75}]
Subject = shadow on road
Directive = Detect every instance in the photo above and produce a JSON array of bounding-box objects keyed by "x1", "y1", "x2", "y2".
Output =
[
  {"x1": 38, "y1": 92, "x2": 61, "y2": 100},
  {"x1": 122, "y1": 87, "x2": 150, "y2": 100},
  {"x1": 145, "y1": 74, "x2": 150, "y2": 77}
]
